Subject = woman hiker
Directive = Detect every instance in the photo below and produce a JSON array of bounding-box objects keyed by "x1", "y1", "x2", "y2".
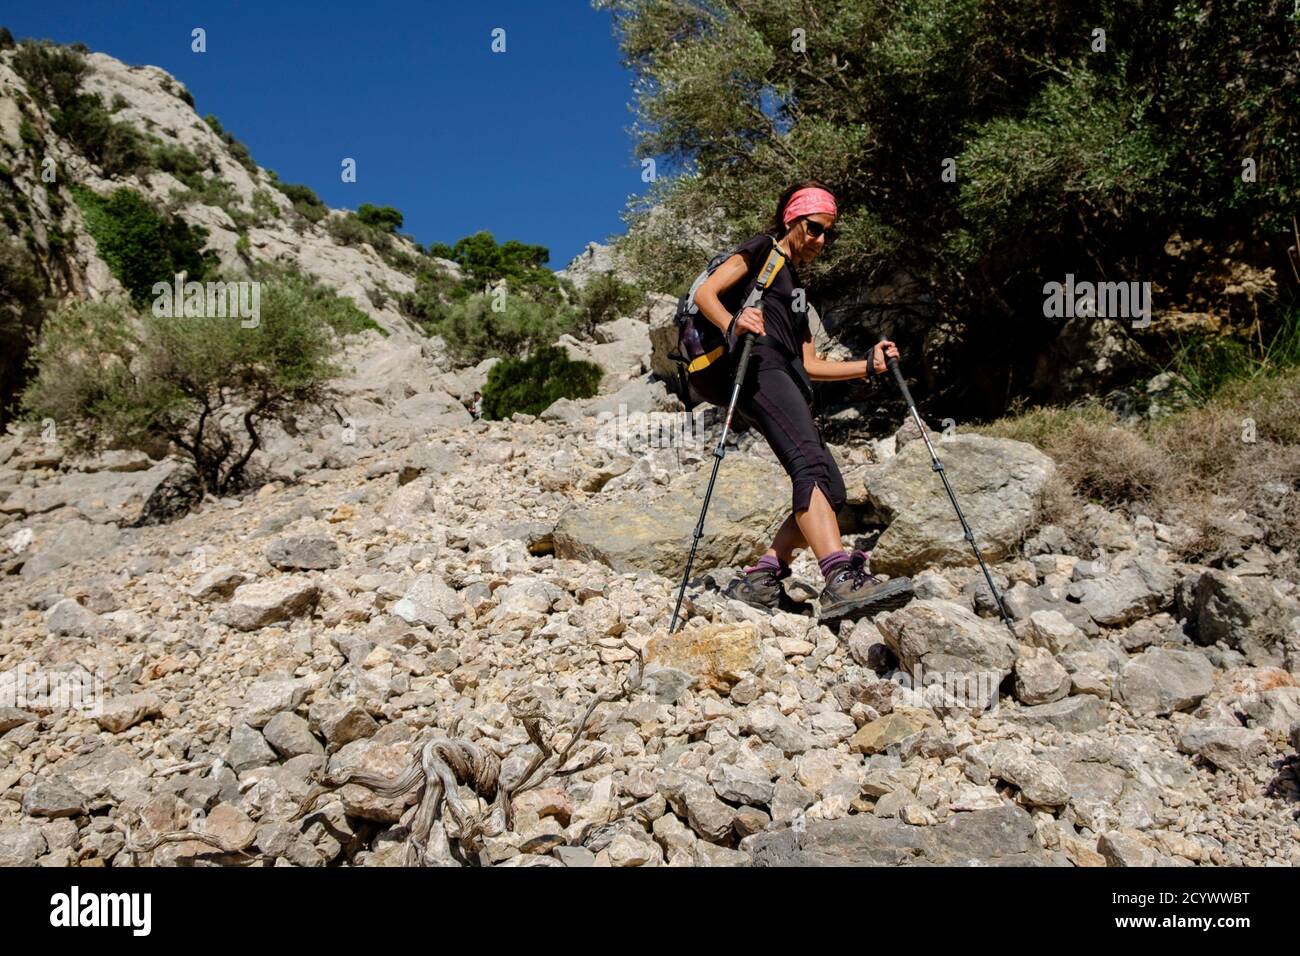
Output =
[{"x1": 688, "y1": 180, "x2": 914, "y2": 624}]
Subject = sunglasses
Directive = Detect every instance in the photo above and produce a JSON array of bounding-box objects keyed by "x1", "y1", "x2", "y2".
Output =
[{"x1": 802, "y1": 219, "x2": 837, "y2": 244}]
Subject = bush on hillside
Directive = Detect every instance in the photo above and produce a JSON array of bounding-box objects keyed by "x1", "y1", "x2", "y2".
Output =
[
  {"x1": 71, "y1": 185, "x2": 215, "y2": 305},
  {"x1": 21, "y1": 270, "x2": 351, "y2": 498},
  {"x1": 201, "y1": 114, "x2": 258, "y2": 176},
  {"x1": 326, "y1": 211, "x2": 392, "y2": 251},
  {"x1": 10, "y1": 39, "x2": 88, "y2": 111},
  {"x1": 150, "y1": 141, "x2": 213, "y2": 190},
  {"x1": 426, "y1": 291, "x2": 578, "y2": 365},
  {"x1": 355, "y1": 203, "x2": 403, "y2": 233},
  {"x1": 247, "y1": 260, "x2": 384, "y2": 338},
  {"x1": 398, "y1": 261, "x2": 468, "y2": 328},
  {"x1": 11, "y1": 40, "x2": 147, "y2": 176},
  {"x1": 576, "y1": 273, "x2": 642, "y2": 336},
  {"x1": 480, "y1": 345, "x2": 601, "y2": 419},
  {"x1": 269, "y1": 174, "x2": 328, "y2": 223}
]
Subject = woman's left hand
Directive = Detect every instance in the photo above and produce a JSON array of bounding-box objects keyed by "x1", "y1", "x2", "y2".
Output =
[{"x1": 870, "y1": 340, "x2": 900, "y2": 376}]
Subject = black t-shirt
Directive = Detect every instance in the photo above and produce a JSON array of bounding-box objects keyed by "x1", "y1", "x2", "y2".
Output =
[{"x1": 719, "y1": 233, "x2": 809, "y2": 364}]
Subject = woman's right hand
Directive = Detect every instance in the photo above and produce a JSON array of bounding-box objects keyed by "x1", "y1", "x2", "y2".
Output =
[{"x1": 733, "y1": 306, "x2": 765, "y2": 337}]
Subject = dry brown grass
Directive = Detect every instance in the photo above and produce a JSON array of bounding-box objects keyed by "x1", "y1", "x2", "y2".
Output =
[{"x1": 975, "y1": 368, "x2": 1300, "y2": 572}]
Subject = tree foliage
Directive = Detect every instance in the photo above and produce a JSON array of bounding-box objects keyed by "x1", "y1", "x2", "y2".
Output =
[
  {"x1": 481, "y1": 344, "x2": 602, "y2": 419},
  {"x1": 426, "y1": 291, "x2": 579, "y2": 366},
  {"x1": 575, "y1": 273, "x2": 643, "y2": 337},
  {"x1": 596, "y1": 0, "x2": 1300, "y2": 413},
  {"x1": 21, "y1": 269, "x2": 350, "y2": 497},
  {"x1": 11, "y1": 39, "x2": 148, "y2": 176},
  {"x1": 445, "y1": 231, "x2": 560, "y2": 296},
  {"x1": 71, "y1": 185, "x2": 215, "y2": 306},
  {"x1": 355, "y1": 203, "x2": 404, "y2": 233}
]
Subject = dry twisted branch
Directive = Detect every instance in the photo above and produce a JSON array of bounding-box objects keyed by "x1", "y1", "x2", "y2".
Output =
[{"x1": 125, "y1": 642, "x2": 646, "y2": 867}]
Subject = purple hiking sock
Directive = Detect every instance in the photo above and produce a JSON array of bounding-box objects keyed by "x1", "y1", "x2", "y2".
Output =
[
  {"x1": 745, "y1": 554, "x2": 790, "y2": 579},
  {"x1": 819, "y1": 549, "x2": 872, "y2": 582},
  {"x1": 818, "y1": 551, "x2": 849, "y2": 578}
]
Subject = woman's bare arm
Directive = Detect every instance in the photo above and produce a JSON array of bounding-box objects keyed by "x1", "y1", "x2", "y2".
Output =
[
  {"x1": 694, "y1": 254, "x2": 763, "y2": 335},
  {"x1": 802, "y1": 334, "x2": 867, "y2": 381},
  {"x1": 801, "y1": 335, "x2": 899, "y2": 381}
]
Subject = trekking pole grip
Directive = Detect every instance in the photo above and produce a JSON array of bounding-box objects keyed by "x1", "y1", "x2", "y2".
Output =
[
  {"x1": 879, "y1": 335, "x2": 914, "y2": 404},
  {"x1": 737, "y1": 327, "x2": 756, "y2": 369}
]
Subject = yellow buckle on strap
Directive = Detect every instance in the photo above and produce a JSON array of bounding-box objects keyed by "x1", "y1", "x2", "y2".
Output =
[
  {"x1": 689, "y1": 241, "x2": 787, "y2": 377},
  {"x1": 754, "y1": 246, "x2": 786, "y2": 290},
  {"x1": 687, "y1": 345, "x2": 725, "y2": 373}
]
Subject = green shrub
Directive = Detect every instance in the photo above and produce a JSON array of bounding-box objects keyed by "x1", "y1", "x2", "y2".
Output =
[
  {"x1": 576, "y1": 273, "x2": 642, "y2": 336},
  {"x1": 12, "y1": 40, "x2": 147, "y2": 177},
  {"x1": 150, "y1": 140, "x2": 211, "y2": 190},
  {"x1": 11, "y1": 40, "x2": 87, "y2": 111},
  {"x1": 326, "y1": 211, "x2": 390, "y2": 251},
  {"x1": 327, "y1": 212, "x2": 422, "y2": 272},
  {"x1": 247, "y1": 260, "x2": 383, "y2": 338},
  {"x1": 57, "y1": 93, "x2": 148, "y2": 175},
  {"x1": 72, "y1": 185, "x2": 214, "y2": 305},
  {"x1": 398, "y1": 262, "x2": 464, "y2": 326},
  {"x1": 21, "y1": 274, "x2": 346, "y2": 497},
  {"x1": 249, "y1": 188, "x2": 279, "y2": 224},
  {"x1": 951, "y1": 67, "x2": 1171, "y2": 266},
  {"x1": 355, "y1": 203, "x2": 403, "y2": 233},
  {"x1": 481, "y1": 344, "x2": 601, "y2": 419},
  {"x1": 293, "y1": 198, "x2": 326, "y2": 223},
  {"x1": 381, "y1": 246, "x2": 418, "y2": 274},
  {"x1": 17, "y1": 119, "x2": 42, "y2": 153},
  {"x1": 426, "y1": 291, "x2": 577, "y2": 365},
  {"x1": 170, "y1": 175, "x2": 244, "y2": 222},
  {"x1": 202, "y1": 113, "x2": 258, "y2": 176},
  {"x1": 269, "y1": 174, "x2": 328, "y2": 223},
  {"x1": 0, "y1": 27, "x2": 15, "y2": 50}
]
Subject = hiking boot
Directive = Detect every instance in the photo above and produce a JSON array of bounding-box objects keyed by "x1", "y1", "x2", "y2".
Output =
[
  {"x1": 818, "y1": 552, "x2": 915, "y2": 623},
  {"x1": 722, "y1": 569, "x2": 812, "y2": 615}
]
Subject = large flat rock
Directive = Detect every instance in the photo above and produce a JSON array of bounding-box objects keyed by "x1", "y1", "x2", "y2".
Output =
[
  {"x1": 553, "y1": 455, "x2": 789, "y2": 577},
  {"x1": 864, "y1": 434, "x2": 1055, "y2": 576}
]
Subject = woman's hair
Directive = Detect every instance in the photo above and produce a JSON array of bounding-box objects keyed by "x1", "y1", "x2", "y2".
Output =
[{"x1": 765, "y1": 179, "x2": 836, "y2": 237}]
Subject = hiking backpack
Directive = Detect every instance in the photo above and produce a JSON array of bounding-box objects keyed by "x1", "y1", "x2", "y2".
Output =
[{"x1": 668, "y1": 234, "x2": 786, "y2": 385}]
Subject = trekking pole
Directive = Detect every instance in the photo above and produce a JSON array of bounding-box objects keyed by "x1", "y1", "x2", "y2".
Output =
[
  {"x1": 667, "y1": 331, "x2": 758, "y2": 635},
  {"x1": 879, "y1": 337, "x2": 1018, "y2": 638}
]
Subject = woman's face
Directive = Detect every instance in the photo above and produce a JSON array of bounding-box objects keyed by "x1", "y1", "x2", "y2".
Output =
[{"x1": 790, "y1": 212, "x2": 835, "y2": 266}]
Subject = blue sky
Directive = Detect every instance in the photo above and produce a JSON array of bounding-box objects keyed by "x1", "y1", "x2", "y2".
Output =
[{"x1": 4, "y1": 0, "x2": 651, "y2": 270}]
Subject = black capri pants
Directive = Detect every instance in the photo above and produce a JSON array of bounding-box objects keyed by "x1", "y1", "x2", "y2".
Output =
[{"x1": 690, "y1": 343, "x2": 847, "y2": 516}]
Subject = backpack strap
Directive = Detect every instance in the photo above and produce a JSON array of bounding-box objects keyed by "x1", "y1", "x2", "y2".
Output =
[
  {"x1": 682, "y1": 235, "x2": 787, "y2": 375},
  {"x1": 724, "y1": 239, "x2": 787, "y2": 341}
]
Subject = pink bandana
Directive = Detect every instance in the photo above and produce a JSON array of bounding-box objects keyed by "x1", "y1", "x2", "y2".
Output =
[{"x1": 782, "y1": 187, "x2": 837, "y2": 226}]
